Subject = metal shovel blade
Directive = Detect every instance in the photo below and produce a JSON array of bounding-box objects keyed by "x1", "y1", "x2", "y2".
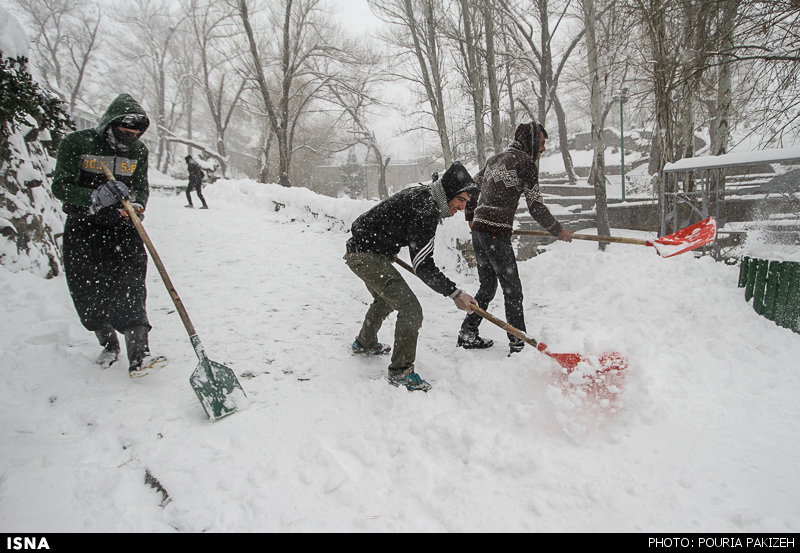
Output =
[
  {"x1": 190, "y1": 357, "x2": 247, "y2": 421},
  {"x1": 649, "y1": 216, "x2": 717, "y2": 257}
]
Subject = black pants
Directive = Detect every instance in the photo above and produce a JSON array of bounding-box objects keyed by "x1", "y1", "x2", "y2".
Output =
[
  {"x1": 186, "y1": 179, "x2": 207, "y2": 207},
  {"x1": 62, "y1": 215, "x2": 150, "y2": 333},
  {"x1": 460, "y1": 230, "x2": 525, "y2": 342}
]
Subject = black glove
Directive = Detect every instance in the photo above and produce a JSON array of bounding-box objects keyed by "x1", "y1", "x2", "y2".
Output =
[{"x1": 89, "y1": 180, "x2": 129, "y2": 214}]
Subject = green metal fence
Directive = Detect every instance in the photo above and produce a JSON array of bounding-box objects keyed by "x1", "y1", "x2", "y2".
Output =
[{"x1": 739, "y1": 256, "x2": 800, "y2": 332}]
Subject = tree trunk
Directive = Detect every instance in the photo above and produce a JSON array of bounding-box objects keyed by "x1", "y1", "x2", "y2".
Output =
[
  {"x1": 402, "y1": 0, "x2": 452, "y2": 165},
  {"x1": 460, "y1": 0, "x2": 486, "y2": 166},
  {"x1": 481, "y1": 0, "x2": 502, "y2": 153},
  {"x1": 551, "y1": 94, "x2": 577, "y2": 185},
  {"x1": 709, "y1": 0, "x2": 739, "y2": 223},
  {"x1": 582, "y1": 0, "x2": 610, "y2": 247}
]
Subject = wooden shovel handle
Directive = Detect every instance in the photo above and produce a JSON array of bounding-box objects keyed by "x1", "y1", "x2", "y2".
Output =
[
  {"x1": 391, "y1": 256, "x2": 541, "y2": 348},
  {"x1": 99, "y1": 162, "x2": 197, "y2": 337},
  {"x1": 513, "y1": 229, "x2": 649, "y2": 246}
]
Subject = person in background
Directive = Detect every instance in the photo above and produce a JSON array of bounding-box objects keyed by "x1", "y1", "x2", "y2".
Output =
[
  {"x1": 51, "y1": 93, "x2": 160, "y2": 378},
  {"x1": 459, "y1": 121, "x2": 573, "y2": 355},
  {"x1": 184, "y1": 154, "x2": 208, "y2": 209},
  {"x1": 346, "y1": 162, "x2": 479, "y2": 392}
]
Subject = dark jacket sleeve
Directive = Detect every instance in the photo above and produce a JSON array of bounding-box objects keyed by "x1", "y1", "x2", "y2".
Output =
[
  {"x1": 51, "y1": 133, "x2": 93, "y2": 207},
  {"x1": 130, "y1": 149, "x2": 149, "y2": 207},
  {"x1": 522, "y1": 159, "x2": 562, "y2": 237},
  {"x1": 464, "y1": 166, "x2": 484, "y2": 223},
  {"x1": 407, "y1": 203, "x2": 458, "y2": 297}
]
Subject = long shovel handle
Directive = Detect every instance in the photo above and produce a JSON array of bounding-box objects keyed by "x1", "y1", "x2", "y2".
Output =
[
  {"x1": 390, "y1": 256, "x2": 543, "y2": 349},
  {"x1": 99, "y1": 162, "x2": 197, "y2": 338},
  {"x1": 513, "y1": 229, "x2": 649, "y2": 246},
  {"x1": 391, "y1": 255, "x2": 627, "y2": 373}
]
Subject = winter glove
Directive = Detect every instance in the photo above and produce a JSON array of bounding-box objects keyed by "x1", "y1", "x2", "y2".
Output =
[
  {"x1": 120, "y1": 202, "x2": 145, "y2": 225},
  {"x1": 89, "y1": 180, "x2": 130, "y2": 214}
]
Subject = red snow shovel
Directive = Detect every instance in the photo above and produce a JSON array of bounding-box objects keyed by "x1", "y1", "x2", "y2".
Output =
[
  {"x1": 513, "y1": 216, "x2": 717, "y2": 258},
  {"x1": 391, "y1": 257, "x2": 627, "y2": 376},
  {"x1": 99, "y1": 163, "x2": 246, "y2": 421}
]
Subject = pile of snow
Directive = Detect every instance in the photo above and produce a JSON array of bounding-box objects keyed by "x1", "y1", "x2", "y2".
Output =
[
  {"x1": 0, "y1": 6, "x2": 29, "y2": 60},
  {"x1": 1, "y1": 175, "x2": 798, "y2": 532}
]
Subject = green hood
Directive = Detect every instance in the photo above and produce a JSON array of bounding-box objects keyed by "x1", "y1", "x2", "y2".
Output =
[{"x1": 95, "y1": 93, "x2": 150, "y2": 135}]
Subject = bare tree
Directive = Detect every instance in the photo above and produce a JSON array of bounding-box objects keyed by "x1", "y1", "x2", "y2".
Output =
[
  {"x1": 188, "y1": 0, "x2": 246, "y2": 176},
  {"x1": 238, "y1": 0, "x2": 343, "y2": 187},
  {"x1": 581, "y1": 0, "x2": 611, "y2": 244},
  {"x1": 370, "y1": 0, "x2": 454, "y2": 165},
  {"x1": 323, "y1": 45, "x2": 395, "y2": 199},
  {"x1": 13, "y1": 0, "x2": 102, "y2": 116},
  {"x1": 112, "y1": 0, "x2": 187, "y2": 171},
  {"x1": 441, "y1": 0, "x2": 487, "y2": 166},
  {"x1": 731, "y1": 0, "x2": 800, "y2": 142},
  {"x1": 478, "y1": 0, "x2": 503, "y2": 154},
  {"x1": 503, "y1": 0, "x2": 582, "y2": 185}
]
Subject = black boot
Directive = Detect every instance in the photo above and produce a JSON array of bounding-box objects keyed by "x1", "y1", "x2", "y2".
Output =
[
  {"x1": 457, "y1": 331, "x2": 494, "y2": 349},
  {"x1": 125, "y1": 325, "x2": 150, "y2": 377},
  {"x1": 94, "y1": 323, "x2": 120, "y2": 367},
  {"x1": 508, "y1": 337, "x2": 525, "y2": 356}
]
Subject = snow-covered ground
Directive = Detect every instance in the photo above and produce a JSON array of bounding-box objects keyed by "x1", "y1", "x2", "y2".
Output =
[{"x1": 1, "y1": 176, "x2": 799, "y2": 532}]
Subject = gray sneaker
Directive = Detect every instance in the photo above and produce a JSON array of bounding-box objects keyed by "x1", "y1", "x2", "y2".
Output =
[{"x1": 352, "y1": 340, "x2": 391, "y2": 355}]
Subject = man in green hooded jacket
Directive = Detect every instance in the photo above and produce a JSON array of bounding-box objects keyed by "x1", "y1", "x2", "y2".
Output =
[{"x1": 51, "y1": 93, "x2": 157, "y2": 377}]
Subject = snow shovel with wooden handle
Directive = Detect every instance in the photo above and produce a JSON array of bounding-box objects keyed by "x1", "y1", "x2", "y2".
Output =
[
  {"x1": 99, "y1": 162, "x2": 246, "y2": 421},
  {"x1": 391, "y1": 257, "x2": 627, "y2": 375},
  {"x1": 513, "y1": 216, "x2": 717, "y2": 258}
]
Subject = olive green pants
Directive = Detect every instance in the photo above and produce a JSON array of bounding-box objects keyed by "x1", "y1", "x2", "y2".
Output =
[{"x1": 345, "y1": 252, "x2": 423, "y2": 371}]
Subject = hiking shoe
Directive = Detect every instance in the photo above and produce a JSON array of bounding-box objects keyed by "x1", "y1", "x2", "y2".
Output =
[
  {"x1": 200, "y1": 206, "x2": 209, "y2": 209},
  {"x1": 129, "y1": 355, "x2": 167, "y2": 378},
  {"x1": 352, "y1": 340, "x2": 391, "y2": 355},
  {"x1": 185, "y1": 204, "x2": 194, "y2": 208},
  {"x1": 388, "y1": 366, "x2": 431, "y2": 392},
  {"x1": 508, "y1": 338, "x2": 525, "y2": 356},
  {"x1": 457, "y1": 332, "x2": 494, "y2": 349},
  {"x1": 96, "y1": 346, "x2": 120, "y2": 368},
  {"x1": 94, "y1": 324, "x2": 120, "y2": 368}
]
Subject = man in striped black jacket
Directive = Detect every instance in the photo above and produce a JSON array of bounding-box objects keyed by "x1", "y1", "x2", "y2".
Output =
[{"x1": 345, "y1": 162, "x2": 478, "y2": 392}]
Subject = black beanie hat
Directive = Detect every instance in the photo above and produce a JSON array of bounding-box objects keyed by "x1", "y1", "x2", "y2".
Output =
[{"x1": 440, "y1": 161, "x2": 478, "y2": 200}]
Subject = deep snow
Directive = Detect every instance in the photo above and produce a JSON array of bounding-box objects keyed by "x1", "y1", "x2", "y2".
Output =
[{"x1": 1, "y1": 175, "x2": 799, "y2": 533}]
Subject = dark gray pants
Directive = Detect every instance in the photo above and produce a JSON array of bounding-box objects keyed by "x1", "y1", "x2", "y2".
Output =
[
  {"x1": 460, "y1": 230, "x2": 525, "y2": 342},
  {"x1": 345, "y1": 252, "x2": 423, "y2": 371},
  {"x1": 186, "y1": 179, "x2": 207, "y2": 207}
]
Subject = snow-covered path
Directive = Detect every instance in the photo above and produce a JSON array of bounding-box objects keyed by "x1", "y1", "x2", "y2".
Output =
[{"x1": 1, "y1": 178, "x2": 798, "y2": 532}]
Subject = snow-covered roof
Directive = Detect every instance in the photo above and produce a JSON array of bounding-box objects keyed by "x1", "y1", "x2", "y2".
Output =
[{"x1": 663, "y1": 147, "x2": 800, "y2": 173}]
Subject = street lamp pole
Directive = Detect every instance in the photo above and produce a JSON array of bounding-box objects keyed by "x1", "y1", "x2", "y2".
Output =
[{"x1": 615, "y1": 87, "x2": 630, "y2": 201}]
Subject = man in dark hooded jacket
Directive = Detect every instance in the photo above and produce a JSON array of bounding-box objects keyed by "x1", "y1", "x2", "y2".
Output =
[
  {"x1": 184, "y1": 155, "x2": 208, "y2": 209},
  {"x1": 51, "y1": 93, "x2": 158, "y2": 377},
  {"x1": 346, "y1": 161, "x2": 479, "y2": 391},
  {"x1": 459, "y1": 122, "x2": 573, "y2": 355}
]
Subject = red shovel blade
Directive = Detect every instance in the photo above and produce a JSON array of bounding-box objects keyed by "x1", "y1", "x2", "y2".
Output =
[
  {"x1": 538, "y1": 344, "x2": 628, "y2": 402},
  {"x1": 647, "y1": 217, "x2": 717, "y2": 258},
  {"x1": 537, "y1": 343, "x2": 628, "y2": 374}
]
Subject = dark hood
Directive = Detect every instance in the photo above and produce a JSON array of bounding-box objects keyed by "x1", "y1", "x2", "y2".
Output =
[
  {"x1": 511, "y1": 121, "x2": 544, "y2": 160},
  {"x1": 95, "y1": 93, "x2": 150, "y2": 136}
]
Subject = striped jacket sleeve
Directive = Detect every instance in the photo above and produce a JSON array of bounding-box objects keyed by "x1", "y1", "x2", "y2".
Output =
[{"x1": 407, "y1": 206, "x2": 459, "y2": 297}]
